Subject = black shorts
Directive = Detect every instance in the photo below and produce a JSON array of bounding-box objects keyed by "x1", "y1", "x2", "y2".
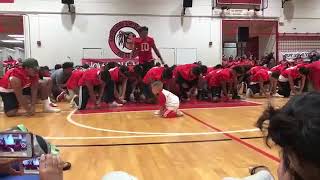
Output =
[{"x1": 0, "y1": 88, "x2": 31, "y2": 113}]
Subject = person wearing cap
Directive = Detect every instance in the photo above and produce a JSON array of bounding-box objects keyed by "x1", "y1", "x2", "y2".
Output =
[{"x1": 0, "y1": 58, "x2": 60, "y2": 117}]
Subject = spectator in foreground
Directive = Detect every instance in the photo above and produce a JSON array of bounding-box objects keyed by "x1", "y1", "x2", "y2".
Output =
[
  {"x1": 224, "y1": 92, "x2": 320, "y2": 180},
  {"x1": 0, "y1": 154, "x2": 63, "y2": 180}
]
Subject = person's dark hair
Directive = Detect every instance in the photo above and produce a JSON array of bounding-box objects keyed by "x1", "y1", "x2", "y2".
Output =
[
  {"x1": 155, "y1": 62, "x2": 161, "y2": 67},
  {"x1": 62, "y1": 62, "x2": 74, "y2": 69},
  {"x1": 106, "y1": 62, "x2": 118, "y2": 70},
  {"x1": 299, "y1": 67, "x2": 310, "y2": 75},
  {"x1": 54, "y1": 64, "x2": 62, "y2": 70},
  {"x1": 271, "y1": 71, "x2": 280, "y2": 79},
  {"x1": 133, "y1": 64, "x2": 144, "y2": 77},
  {"x1": 82, "y1": 64, "x2": 90, "y2": 69},
  {"x1": 191, "y1": 66, "x2": 201, "y2": 76},
  {"x1": 139, "y1": 26, "x2": 149, "y2": 32},
  {"x1": 214, "y1": 64, "x2": 222, "y2": 69},
  {"x1": 119, "y1": 65, "x2": 129, "y2": 77},
  {"x1": 43, "y1": 66, "x2": 49, "y2": 71},
  {"x1": 162, "y1": 68, "x2": 173, "y2": 80},
  {"x1": 163, "y1": 64, "x2": 169, "y2": 68},
  {"x1": 232, "y1": 66, "x2": 244, "y2": 74},
  {"x1": 199, "y1": 65, "x2": 208, "y2": 74},
  {"x1": 256, "y1": 92, "x2": 320, "y2": 180},
  {"x1": 100, "y1": 69, "x2": 111, "y2": 83}
]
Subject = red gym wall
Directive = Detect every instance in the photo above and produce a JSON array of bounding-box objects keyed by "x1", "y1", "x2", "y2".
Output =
[{"x1": 217, "y1": 0, "x2": 261, "y2": 5}]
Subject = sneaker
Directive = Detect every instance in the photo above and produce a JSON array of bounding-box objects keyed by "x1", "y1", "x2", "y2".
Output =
[
  {"x1": 154, "y1": 110, "x2": 161, "y2": 116},
  {"x1": 129, "y1": 93, "x2": 135, "y2": 102},
  {"x1": 177, "y1": 110, "x2": 184, "y2": 117},
  {"x1": 246, "y1": 88, "x2": 253, "y2": 98},
  {"x1": 56, "y1": 91, "x2": 66, "y2": 102},
  {"x1": 43, "y1": 107, "x2": 61, "y2": 113},
  {"x1": 109, "y1": 101, "x2": 123, "y2": 107},
  {"x1": 50, "y1": 102, "x2": 58, "y2": 107}
]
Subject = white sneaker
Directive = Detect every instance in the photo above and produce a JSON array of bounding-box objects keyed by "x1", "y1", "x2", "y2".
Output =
[
  {"x1": 43, "y1": 107, "x2": 61, "y2": 113},
  {"x1": 154, "y1": 110, "x2": 161, "y2": 116},
  {"x1": 129, "y1": 93, "x2": 135, "y2": 102},
  {"x1": 246, "y1": 88, "x2": 253, "y2": 98},
  {"x1": 109, "y1": 101, "x2": 123, "y2": 107},
  {"x1": 177, "y1": 110, "x2": 184, "y2": 117}
]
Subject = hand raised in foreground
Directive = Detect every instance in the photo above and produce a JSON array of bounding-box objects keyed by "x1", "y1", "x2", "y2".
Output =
[{"x1": 40, "y1": 154, "x2": 64, "y2": 180}]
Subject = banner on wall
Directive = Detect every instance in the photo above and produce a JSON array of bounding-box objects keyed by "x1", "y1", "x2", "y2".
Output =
[
  {"x1": 280, "y1": 51, "x2": 311, "y2": 60},
  {"x1": 81, "y1": 58, "x2": 139, "y2": 68}
]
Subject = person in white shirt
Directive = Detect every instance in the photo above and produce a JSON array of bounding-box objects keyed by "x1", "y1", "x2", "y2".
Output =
[{"x1": 151, "y1": 81, "x2": 183, "y2": 118}]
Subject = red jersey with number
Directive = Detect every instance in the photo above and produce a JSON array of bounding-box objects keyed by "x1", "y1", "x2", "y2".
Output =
[
  {"x1": 134, "y1": 37, "x2": 155, "y2": 64},
  {"x1": 207, "y1": 68, "x2": 233, "y2": 87},
  {"x1": 66, "y1": 69, "x2": 84, "y2": 90},
  {"x1": 78, "y1": 68, "x2": 101, "y2": 86},
  {"x1": 109, "y1": 67, "x2": 120, "y2": 82},
  {"x1": 270, "y1": 64, "x2": 287, "y2": 73},
  {"x1": 281, "y1": 66, "x2": 301, "y2": 80},
  {"x1": 173, "y1": 64, "x2": 198, "y2": 81},
  {"x1": 251, "y1": 69, "x2": 270, "y2": 82},
  {"x1": 143, "y1": 67, "x2": 164, "y2": 84},
  {"x1": 0, "y1": 67, "x2": 39, "y2": 93}
]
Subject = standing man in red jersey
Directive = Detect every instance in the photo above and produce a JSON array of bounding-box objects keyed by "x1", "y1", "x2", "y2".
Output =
[{"x1": 130, "y1": 26, "x2": 164, "y2": 76}]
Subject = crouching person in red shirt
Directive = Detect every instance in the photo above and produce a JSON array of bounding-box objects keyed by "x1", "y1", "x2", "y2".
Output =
[
  {"x1": 74, "y1": 68, "x2": 111, "y2": 110},
  {"x1": 207, "y1": 66, "x2": 244, "y2": 102},
  {"x1": 151, "y1": 81, "x2": 183, "y2": 118},
  {"x1": 0, "y1": 58, "x2": 60, "y2": 117}
]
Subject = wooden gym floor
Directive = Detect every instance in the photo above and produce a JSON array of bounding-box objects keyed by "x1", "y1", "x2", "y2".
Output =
[{"x1": 0, "y1": 98, "x2": 288, "y2": 180}]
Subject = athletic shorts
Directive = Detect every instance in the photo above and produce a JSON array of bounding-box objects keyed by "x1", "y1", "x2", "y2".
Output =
[{"x1": 0, "y1": 88, "x2": 31, "y2": 113}]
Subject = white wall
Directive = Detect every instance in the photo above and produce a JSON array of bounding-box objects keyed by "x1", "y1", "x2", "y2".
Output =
[
  {"x1": 25, "y1": 14, "x2": 221, "y2": 67},
  {"x1": 279, "y1": 0, "x2": 320, "y2": 33},
  {"x1": 4, "y1": 0, "x2": 320, "y2": 67}
]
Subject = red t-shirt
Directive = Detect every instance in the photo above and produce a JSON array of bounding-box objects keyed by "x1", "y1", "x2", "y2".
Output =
[
  {"x1": 78, "y1": 68, "x2": 101, "y2": 86},
  {"x1": 143, "y1": 67, "x2": 164, "y2": 84},
  {"x1": 270, "y1": 64, "x2": 287, "y2": 73},
  {"x1": 3, "y1": 59, "x2": 19, "y2": 72},
  {"x1": 109, "y1": 67, "x2": 120, "y2": 82},
  {"x1": 251, "y1": 69, "x2": 269, "y2": 82},
  {"x1": 0, "y1": 67, "x2": 39, "y2": 93},
  {"x1": 207, "y1": 68, "x2": 233, "y2": 87},
  {"x1": 173, "y1": 64, "x2": 198, "y2": 81},
  {"x1": 134, "y1": 37, "x2": 155, "y2": 64},
  {"x1": 66, "y1": 69, "x2": 84, "y2": 90},
  {"x1": 281, "y1": 66, "x2": 301, "y2": 80},
  {"x1": 249, "y1": 66, "x2": 269, "y2": 75}
]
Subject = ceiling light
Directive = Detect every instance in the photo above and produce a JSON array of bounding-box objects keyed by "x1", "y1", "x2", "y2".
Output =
[
  {"x1": 1, "y1": 40, "x2": 24, "y2": 43},
  {"x1": 8, "y1": 35, "x2": 24, "y2": 38}
]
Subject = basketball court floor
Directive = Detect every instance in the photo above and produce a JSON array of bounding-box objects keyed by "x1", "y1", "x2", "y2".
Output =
[{"x1": 0, "y1": 97, "x2": 287, "y2": 180}]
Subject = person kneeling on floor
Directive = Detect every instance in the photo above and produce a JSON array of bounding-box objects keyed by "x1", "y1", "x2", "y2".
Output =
[
  {"x1": 0, "y1": 58, "x2": 60, "y2": 117},
  {"x1": 151, "y1": 81, "x2": 183, "y2": 118}
]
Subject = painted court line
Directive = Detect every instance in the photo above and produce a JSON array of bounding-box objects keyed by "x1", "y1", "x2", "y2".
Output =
[
  {"x1": 74, "y1": 104, "x2": 262, "y2": 115},
  {"x1": 67, "y1": 109, "x2": 260, "y2": 135},
  {"x1": 182, "y1": 111, "x2": 280, "y2": 163}
]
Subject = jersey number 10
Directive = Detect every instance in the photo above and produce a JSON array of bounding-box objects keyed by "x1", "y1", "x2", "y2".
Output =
[{"x1": 141, "y1": 43, "x2": 150, "y2": 52}]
